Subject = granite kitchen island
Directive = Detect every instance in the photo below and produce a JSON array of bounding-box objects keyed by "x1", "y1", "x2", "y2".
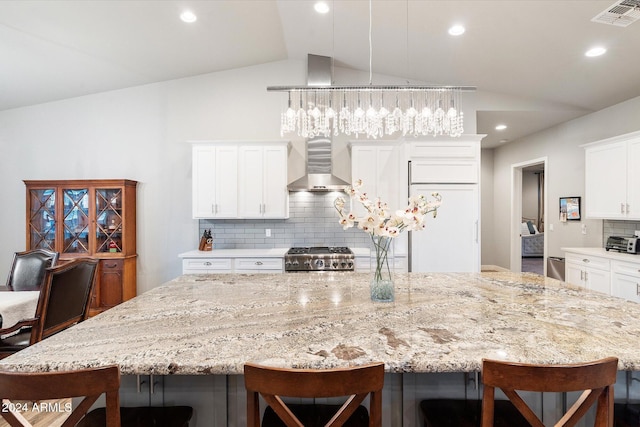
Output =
[{"x1": 2, "y1": 271, "x2": 640, "y2": 426}]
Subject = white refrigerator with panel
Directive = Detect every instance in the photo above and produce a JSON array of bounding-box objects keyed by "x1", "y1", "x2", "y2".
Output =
[
  {"x1": 406, "y1": 135, "x2": 482, "y2": 273},
  {"x1": 409, "y1": 183, "x2": 480, "y2": 272}
]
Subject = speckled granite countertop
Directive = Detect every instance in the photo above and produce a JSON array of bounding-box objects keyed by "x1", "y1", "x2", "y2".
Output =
[{"x1": 2, "y1": 272, "x2": 640, "y2": 375}]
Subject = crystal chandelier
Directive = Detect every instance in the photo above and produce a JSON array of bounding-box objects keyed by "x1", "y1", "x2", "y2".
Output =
[
  {"x1": 268, "y1": 85, "x2": 473, "y2": 139},
  {"x1": 268, "y1": 1, "x2": 475, "y2": 139}
]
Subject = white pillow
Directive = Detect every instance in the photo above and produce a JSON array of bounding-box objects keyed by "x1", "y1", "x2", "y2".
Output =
[
  {"x1": 521, "y1": 223, "x2": 530, "y2": 235},
  {"x1": 532, "y1": 224, "x2": 540, "y2": 234}
]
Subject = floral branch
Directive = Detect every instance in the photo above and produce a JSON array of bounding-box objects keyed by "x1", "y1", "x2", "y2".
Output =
[{"x1": 334, "y1": 179, "x2": 441, "y2": 238}]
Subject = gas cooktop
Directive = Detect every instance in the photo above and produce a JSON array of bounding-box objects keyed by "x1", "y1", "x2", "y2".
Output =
[{"x1": 285, "y1": 247, "x2": 354, "y2": 272}]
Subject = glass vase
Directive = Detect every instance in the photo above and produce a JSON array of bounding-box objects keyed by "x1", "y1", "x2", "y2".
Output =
[{"x1": 370, "y1": 235, "x2": 394, "y2": 302}]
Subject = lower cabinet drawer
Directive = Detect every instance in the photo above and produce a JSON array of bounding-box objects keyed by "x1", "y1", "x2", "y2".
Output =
[
  {"x1": 235, "y1": 258, "x2": 283, "y2": 271},
  {"x1": 565, "y1": 253, "x2": 610, "y2": 271},
  {"x1": 182, "y1": 258, "x2": 232, "y2": 272},
  {"x1": 612, "y1": 260, "x2": 640, "y2": 277}
]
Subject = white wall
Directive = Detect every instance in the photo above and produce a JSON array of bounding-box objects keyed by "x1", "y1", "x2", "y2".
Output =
[{"x1": 487, "y1": 95, "x2": 640, "y2": 268}]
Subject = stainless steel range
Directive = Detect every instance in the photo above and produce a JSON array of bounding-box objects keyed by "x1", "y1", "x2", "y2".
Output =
[{"x1": 284, "y1": 247, "x2": 354, "y2": 272}]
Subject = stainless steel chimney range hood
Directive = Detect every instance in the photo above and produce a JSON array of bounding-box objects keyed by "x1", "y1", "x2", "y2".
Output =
[
  {"x1": 287, "y1": 136, "x2": 350, "y2": 192},
  {"x1": 287, "y1": 54, "x2": 350, "y2": 193}
]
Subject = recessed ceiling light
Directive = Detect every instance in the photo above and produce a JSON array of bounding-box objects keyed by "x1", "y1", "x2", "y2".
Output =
[
  {"x1": 495, "y1": 124, "x2": 507, "y2": 131},
  {"x1": 180, "y1": 10, "x2": 197, "y2": 23},
  {"x1": 585, "y1": 46, "x2": 606, "y2": 57},
  {"x1": 314, "y1": 1, "x2": 330, "y2": 14},
  {"x1": 448, "y1": 25, "x2": 465, "y2": 36}
]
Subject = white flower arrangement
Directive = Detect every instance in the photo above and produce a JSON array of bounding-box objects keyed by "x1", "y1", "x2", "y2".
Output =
[
  {"x1": 334, "y1": 179, "x2": 441, "y2": 237},
  {"x1": 334, "y1": 179, "x2": 441, "y2": 302}
]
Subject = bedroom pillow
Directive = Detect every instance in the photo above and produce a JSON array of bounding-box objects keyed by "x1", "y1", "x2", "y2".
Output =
[
  {"x1": 521, "y1": 223, "x2": 530, "y2": 235},
  {"x1": 526, "y1": 221, "x2": 536, "y2": 234}
]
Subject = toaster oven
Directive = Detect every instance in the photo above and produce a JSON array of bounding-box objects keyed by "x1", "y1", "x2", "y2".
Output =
[{"x1": 606, "y1": 236, "x2": 640, "y2": 254}]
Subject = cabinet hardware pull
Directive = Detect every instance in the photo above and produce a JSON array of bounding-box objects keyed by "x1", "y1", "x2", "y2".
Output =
[
  {"x1": 622, "y1": 203, "x2": 625, "y2": 214},
  {"x1": 255, "y1": 261, "x2": 263, "y2": 265},
  {"x1": 204, "y1": 261, "x2": 212, "y2": 266},
  {"x1": 585, "y1": 271, "x2": 588, "y2": 281},
  {"x1": 582, "y1": 259, "x2": 590, "y2": 263},
  {"x1": 105, "y1": 263, "x2": 118, "y2": 268},
  {"x1": 637, "y1": 283, "x2": 640, "y2": 296},
  {"x1": 627, "y1": 204, "x2": 631, "y2": 214}
]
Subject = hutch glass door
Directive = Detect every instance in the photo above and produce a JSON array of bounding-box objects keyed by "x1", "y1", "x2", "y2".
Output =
[
  {"x1": 96, "y1": 188, "x2": 123, "y2": 253},
  {"x1": 62, "y1": 188, "x2": 90, "y2": 254},
  {"x1": 28, "y1": 188, "x2": 56, "y2": 250}
]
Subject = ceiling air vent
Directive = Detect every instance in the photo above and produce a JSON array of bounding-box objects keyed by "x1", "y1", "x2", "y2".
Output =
[{"x1": 592, "y1": 0, "x2": 640, "y2": 27}]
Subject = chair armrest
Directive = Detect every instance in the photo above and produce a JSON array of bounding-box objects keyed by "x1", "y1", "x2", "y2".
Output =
[{"x1": 0, "y1": 317, "x2": 38, "y2": 336}]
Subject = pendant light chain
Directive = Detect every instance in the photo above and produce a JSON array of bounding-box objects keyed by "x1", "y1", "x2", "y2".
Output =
[{"x1": 369, "y1": 0, "x2": 373, "y2": 86}]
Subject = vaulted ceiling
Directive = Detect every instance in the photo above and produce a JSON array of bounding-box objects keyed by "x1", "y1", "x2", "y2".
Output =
[{"x1": 1, "y1": 0, "x2": 639, "y2": 147}]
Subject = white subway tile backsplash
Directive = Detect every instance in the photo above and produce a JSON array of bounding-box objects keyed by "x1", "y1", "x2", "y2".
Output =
[{"x1": 199, "y1": 192, "x2": 371, "y2": 249}]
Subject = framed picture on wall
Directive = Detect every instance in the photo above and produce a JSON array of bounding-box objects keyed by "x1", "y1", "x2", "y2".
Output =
[{"x1": 559, "y1": 197, "x2": 581, "y2": 221}]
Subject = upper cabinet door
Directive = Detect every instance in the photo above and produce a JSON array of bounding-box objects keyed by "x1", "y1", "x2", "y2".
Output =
[
  {"x1": 626, "y1": 138, "x2": 640, "y2": 220},
  {"x1": 261, "y1": 145, "x2": 288, "y2": 218},
  {"x1": 238, "y1": 145, "x2": 264, "y2": 217},
  {"x1": 192, "y1": 145, "x2": 217, "y2": 218},
  {"x1": 214, "y1": 146, "x2": 239, "y2": 218}
]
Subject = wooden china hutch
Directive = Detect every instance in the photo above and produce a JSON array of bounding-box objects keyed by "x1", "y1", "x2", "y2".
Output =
[{"x1": 24, "y1": 179, "x2": 137, "y2": 316}]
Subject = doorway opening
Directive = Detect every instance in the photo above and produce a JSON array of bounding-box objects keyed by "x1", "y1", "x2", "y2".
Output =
[{"x1": 510, "y1": 158, "x2": 548, "y2": 274}]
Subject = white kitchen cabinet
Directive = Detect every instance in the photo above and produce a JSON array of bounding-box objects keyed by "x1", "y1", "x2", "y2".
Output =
[
  {"x1": 409, "y1": 139, "x2": 479, "y2": 184},
  {"x1": 611, "y1": 260, "x2": 640, "y2": 303},
  {"x1": 234, "y1": 257, "x2": 284, "y2": 273},
  {"x1": 583, "y1": 130, "x2": 640, "y2": 219},
  {"x1": 182, "y1": 258, "x2": 233, "y2": 274},
  {"x1": 350, "y1": 142, "x2": 404, "y2": 216},
  {"x1": 192, "y1": 144, "x2": 238, "y2": 218},
  {"x1": 564, "y1": 253, "x2": 610, "y2": 294},
  {"x1": 238, "y1": 143, "x2": 289, "y2": 219},
  {"x1": 179, "y1": 250, "x2": 287, "y2": 274}
]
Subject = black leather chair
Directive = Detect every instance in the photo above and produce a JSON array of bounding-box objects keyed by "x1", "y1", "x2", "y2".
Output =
[
  {"x1": 0, "y1": 257, "x2": 97, "y2": 359},
  {"x1": 4, "y1": 249, "x2": 59, "y2": 291}
]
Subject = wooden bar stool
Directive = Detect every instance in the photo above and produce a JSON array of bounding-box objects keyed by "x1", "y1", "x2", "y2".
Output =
[
  {"x1": 244, "y1": 362, "x2": 384, "y2": 427},
  {"x1": 0, "y1": 365, "x2": 121, "y2": 426},
  {"x1": 421, "y1": 357, "x2": 618, "y2": 427}
]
